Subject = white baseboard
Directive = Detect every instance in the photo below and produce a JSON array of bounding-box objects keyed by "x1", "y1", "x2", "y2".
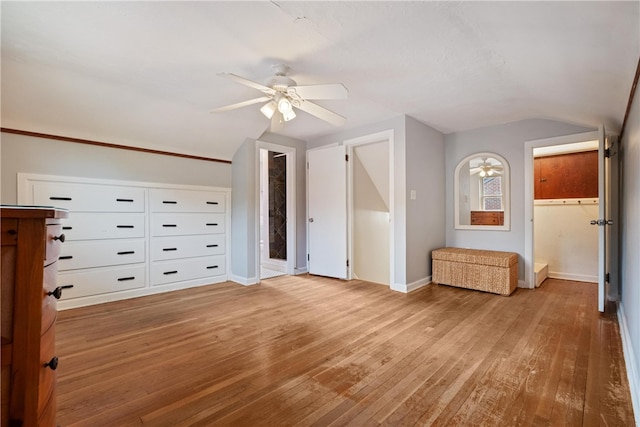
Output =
[
  {"x1": 618, "y1": 302, "x2": 640, "y2": 426},
  {"x1": 391, "y1": 276, "x2": 432, "y2": 294},
  {"x1": 294, "y1": 267, "x2": 308, "y2": 275},
  {"x1": 548, "y1": 271, "x2": 598, "y2": 283},
  {"x1": 229, "y1": 274, "x2": 259, "y2": 286}
]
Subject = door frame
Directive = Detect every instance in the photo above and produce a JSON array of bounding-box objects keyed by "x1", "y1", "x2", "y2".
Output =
[
  {"x1": 344, "y1": 130, "x2": 395, "y2": 286},
  {"x1": 255, "y1": 141, "x2": 296, "y2": 277},
  {"x1": 523, "y1": 130, "x2": 600, "y2": 289}
]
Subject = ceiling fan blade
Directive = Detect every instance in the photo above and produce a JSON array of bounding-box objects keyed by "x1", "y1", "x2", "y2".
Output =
[
  {"x1": 210, "y1": 96, "x2": 272, "y2": 113},
  {"x1": 218, "y1": 73, "x2": 276, "y2": 95},
  {"x1": 271, "y1": 110, "x2": 284, "y2": 132},
  {"x1": 295, "y1": 100, "x2": 346, "y2": 126},
  {"x1": 287, "y1": 83, "x2": 348, "y2": 100}
]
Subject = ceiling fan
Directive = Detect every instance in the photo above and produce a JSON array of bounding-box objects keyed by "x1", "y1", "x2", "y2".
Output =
[
  {"x1": 470, "y1": 157, "x2": 504, "y2": 177},
  {"x1": 210, "y1": 64, "x2": 348, "y2": 132}
]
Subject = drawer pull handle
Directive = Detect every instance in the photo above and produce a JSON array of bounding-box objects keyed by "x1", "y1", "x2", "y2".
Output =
[
  {"x1": 52, "y1": 234, "x2": 66, "y2": 242},
  {"x1": 116, "y1": 198, "x2": 134, "y2": 202},
  {"x1": 50, "y1": 197, "x2": 71, "y2": 201},
  {"x1": 162, "y1": 201, "x2": 177, "y2": 204},
  {"x1": 164, "y1": 270, "x2": 178, "y2": 275},
  {"x1": 163, "y1": 248, "x2": 177, "y2": 252},
  {"x1": 44, "y1": 356, "x2": 59, "y2": 371},
  {"x1": 163, "y1": 224, "x2": 177, "y2": 227},
  {"x1": 117, "y1": 251, "x2": 135, "y2": 255},
  {"x1": 47, "y1": 285, "x2": 74, "y2": 300},
  {"x1": 62, "y1": 226, "x2": 72, "y2": 230},
  {"x1": 206, "y1": 223, "x2": 218, "y2": 227},
  {"x1": 206, "y1": 201, "x2": 219, "y2": 205},
  {"x1": 117, "y1": 225, "x2": 134, "y2": 229},
  {"x1": 117, "y1": 277, "x2": 136, "y2": 282},
  {"x1": 206, "y1": 244, "x2": 219, "y2": 248},
  {"x1": 207, "y1": 265, "x2": 219, "y2": 269},
  {"x1": 59, "y1": 255, "x2": 73, "y2": 260}
]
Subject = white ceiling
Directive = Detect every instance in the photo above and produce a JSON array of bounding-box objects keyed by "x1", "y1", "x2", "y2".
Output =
[{"x1": 2, "y1": 1, "x2": 638, "y2": 161}]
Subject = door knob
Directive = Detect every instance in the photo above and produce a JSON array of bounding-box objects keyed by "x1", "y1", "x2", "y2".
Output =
[{"x1": 309, "y1": 218, "x2": 314, "y2": 223}]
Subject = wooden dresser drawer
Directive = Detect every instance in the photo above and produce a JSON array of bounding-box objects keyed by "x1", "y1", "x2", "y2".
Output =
[
  {"x1": 151, "y1": 255, "x2": 226, "y2": 286},
  {"x1": 470, "y1": 211, "x2": 504, "y2": 226},
  {"x1": 42, "y1": 263, "x2": 58, "y2": 333},
  {"x1": 38, "y1": 324, "x2": 56, "y2": 416},
  {"x1": 58, "y1": 239, "x2": 145, "y2": 271},
  {"x1": 149, "y1": 189, "x2": 225, "y2": 213},
  {"x1": 151, "y1": 234, "x2": 225, "y2": 261},
  {"x1": 151, "y1": 213, "x2": 225, "y2": 237},
  {"x1": 33, "y1": 182, "x2": 145, "y2": 212},
  {"x1": 45, "y1": 223, "x2": 63, "y2": 266}
]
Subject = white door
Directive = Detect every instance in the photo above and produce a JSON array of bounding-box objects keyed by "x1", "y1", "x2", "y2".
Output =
[
  {"x1": 594, "y1": 125, "x2": 618, "y2": 313},
  {"x1": 307, "y1": 145, "x2": 347, "y2": 279}
]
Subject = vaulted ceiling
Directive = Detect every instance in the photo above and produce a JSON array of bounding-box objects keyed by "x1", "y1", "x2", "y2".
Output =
[{"x1": 2, "y1": 1, "x2": 638, "y2": 161}]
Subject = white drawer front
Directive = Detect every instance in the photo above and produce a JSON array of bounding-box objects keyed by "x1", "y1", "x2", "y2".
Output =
[
  {"x1": 150, "y1": 189, "x2": 225, "y2": 213},
  {"x1": 151, "y1": 213, "x2": 225, "y2": 236},
  {"x1": 151, "y1": 255, "x2": 226, "y2": 286},
  {"x1": 151, "y1": 235, "x2": 225, "y2": 261},
  {"x1": 33, "y1": 182, "x2": 145, "y2": 212},
  {"x1": 59, "y1": 265, "x2": 146, "y2": 299},
  {"x1": 62, "y1": 213, "x2": 145, "y2": 240},
  {"x1": 59, "y1": 239, "x2": 146, "y2": 271}
]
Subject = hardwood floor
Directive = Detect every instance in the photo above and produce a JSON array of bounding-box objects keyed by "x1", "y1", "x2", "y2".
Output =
[{"x1": 55, "y1": 277, "x2": 635, "y2": 426}]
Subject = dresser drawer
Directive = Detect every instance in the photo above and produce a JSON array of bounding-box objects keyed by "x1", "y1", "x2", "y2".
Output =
[
  {"x1": 33, "y1": 182, "x2": 145, "y2": 212},
  {"x1": 149, "y1": 189, "x2": 225, "y2": 213},
  {"x1": 151, "y1": 213, "x2": 225, "y2": 236},
  {"x1": 58, "y1": 239, "x2": 145, "y2": 271},
  {"x1": 151, "y1": 235, "x2": 225, "y2": 261},
  {"x1": 45, "y1": 224, "x2": 64, "y2": 266},
  {"x1": 58, "y1": 265, "x2": 146, "y2": 299},
  {"x1": 38, "y1": 324, "x2": 56, "y2": 416},
  {"x1": 151, "y1": 255, "x2": 226, "y2": 286},
  {"x1": 61, "y1": 213, "x2": 145, "y2": 241},
  {"x1": 42, "y1": 263, "x2": 58, "y2": 333}
]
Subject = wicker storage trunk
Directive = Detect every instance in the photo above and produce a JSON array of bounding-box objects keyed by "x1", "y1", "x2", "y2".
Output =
[{"x1": 432, "y1": 247, "x2": 518, "y2": 296}]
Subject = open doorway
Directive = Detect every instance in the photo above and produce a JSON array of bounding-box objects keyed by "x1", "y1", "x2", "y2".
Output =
[
  {"x1": 532, "y1": 141, "x2": 599, "y2": 287},
  {"x1": 258, "y1": 143, "x2": 296, "y2": 280}
]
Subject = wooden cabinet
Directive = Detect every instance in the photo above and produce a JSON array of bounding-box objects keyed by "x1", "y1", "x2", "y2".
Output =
[
  {"x1": 534, "y1": 150, "x2": 598, "y2": 199},
  {"x1": 470, "y1": 210, "x2": 504, "y2": 226},
  {"x1": 1, "y1": 206, "x2": 68, "y2": 427}
]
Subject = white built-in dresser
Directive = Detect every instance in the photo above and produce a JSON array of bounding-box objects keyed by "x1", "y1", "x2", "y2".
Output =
[{"x1": 18, "y1": 174, "x2": 230, "y2": 309}]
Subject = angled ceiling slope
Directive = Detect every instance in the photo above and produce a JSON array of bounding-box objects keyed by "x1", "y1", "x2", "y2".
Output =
[{"x1": 1, "y1": 1, "x2": 638, "y2": 161}]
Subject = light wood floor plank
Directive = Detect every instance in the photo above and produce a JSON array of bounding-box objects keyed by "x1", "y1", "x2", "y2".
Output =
[{"x1": 55, "y1": 277, "x2": 635, "y2": 426}]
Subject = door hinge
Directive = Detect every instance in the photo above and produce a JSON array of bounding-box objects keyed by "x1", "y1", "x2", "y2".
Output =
[
  {"x1": 345, "y1": 154, "x2": 349, "y2": 161},
  {"x1": 346, "y1": 259, "x2": 349, "y2": 267},
  {"x1": 605, "y1": 272, "x2": 610, "y2": 283},
  {"x1": 307, "y1": 254, "x2": 310, "y2": 261},
  {"x1": 605, "y1": 148, "x2": 611, "y2": 158},
  {"x1": 307, "y1": 161, "x2": 309, "y2": 169}
]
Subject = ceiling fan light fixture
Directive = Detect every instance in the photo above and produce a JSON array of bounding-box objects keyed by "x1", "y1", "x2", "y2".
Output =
[
  {"x1": 282, "y1": 108, "x2": 296, "y2": 122},
  {"x1": 277, "y1": 95, "x2": 293, "y2": 114},
  {"x1": 260, "y1": 100, "x2": 277, "y2": 119}
]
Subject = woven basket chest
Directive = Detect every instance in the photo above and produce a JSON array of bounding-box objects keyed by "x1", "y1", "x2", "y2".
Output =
[{"x1": 432, "y1": 247, "x2": 518, "y2": 296}]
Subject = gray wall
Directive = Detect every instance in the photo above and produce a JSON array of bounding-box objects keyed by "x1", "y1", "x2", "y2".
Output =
[
  {"x1": 230, "y1": 138, "x2": 256, "y2": 281},
  {"x1": 405, "y1": 116, "x2": 446, "y2": 284},
  {"x1": 444, "y1": 119, "x2": 594, "y2": 280},
  {"x1": 620, "y1": 81, "x2": 640, "y2": 405},
  {"x1": 0, "y1": 132, "x2": 231, "y2": 204}
]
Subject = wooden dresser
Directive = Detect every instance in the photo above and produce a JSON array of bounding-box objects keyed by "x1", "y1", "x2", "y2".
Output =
[
  {"x1": 470, "y1": 210, "x2": 504, "y2": 226},
  {"x1": 1, "y1": 206, "x2": 68, "y2": 427}
]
